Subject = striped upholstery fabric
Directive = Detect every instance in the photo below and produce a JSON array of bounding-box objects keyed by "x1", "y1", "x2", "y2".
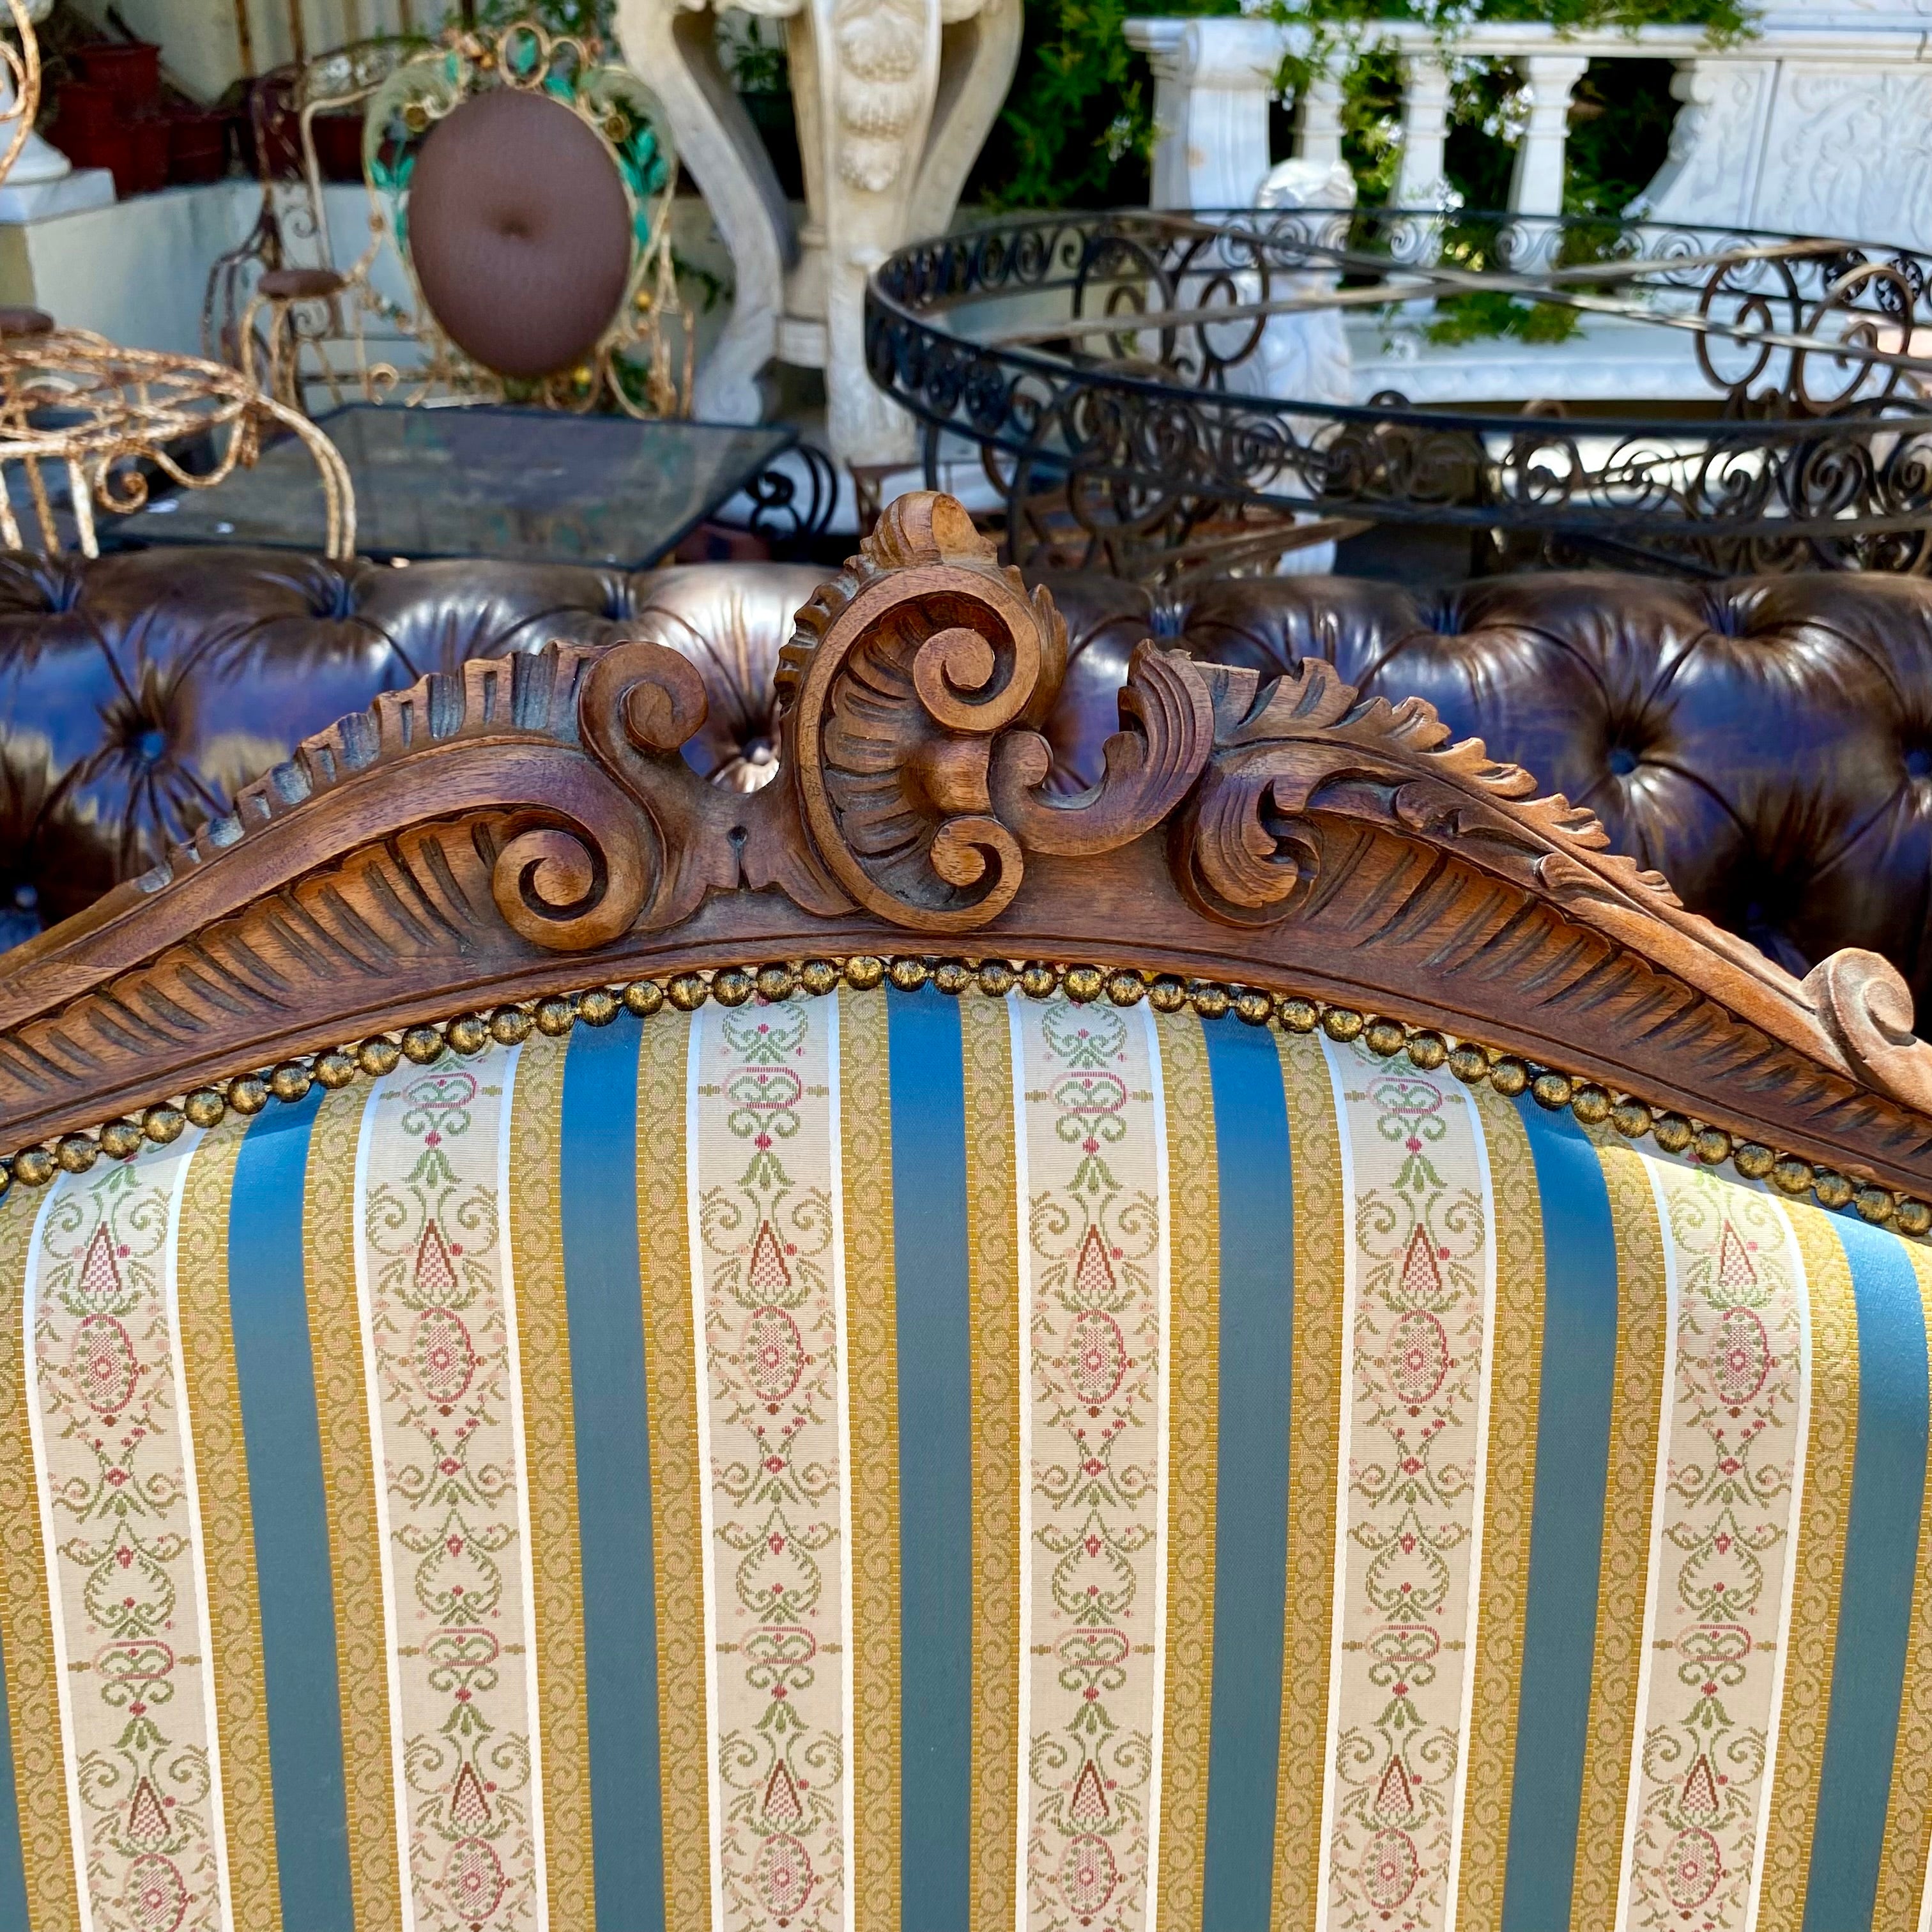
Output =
[{"x1": 2, "y1": 985, "x2": 1931, "y2": 1932}]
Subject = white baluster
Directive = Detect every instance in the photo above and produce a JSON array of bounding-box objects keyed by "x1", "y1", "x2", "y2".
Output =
[
  {"x1": 1395, "y1": 51, "x2": 1451, "y2": 208},
  {"x1": 1508, "y1": 51, "x2": 1588, "y2": 217}
]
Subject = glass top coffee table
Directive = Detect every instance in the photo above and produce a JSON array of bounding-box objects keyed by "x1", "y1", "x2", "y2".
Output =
[{"x1": 111, "y1": 403, "x2": 799, "y2": 567}]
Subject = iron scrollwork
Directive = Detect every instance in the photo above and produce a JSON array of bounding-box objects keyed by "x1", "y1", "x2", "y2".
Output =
[{"x1": 864, "y1": 208, "x2": 1932, "y2": 579}]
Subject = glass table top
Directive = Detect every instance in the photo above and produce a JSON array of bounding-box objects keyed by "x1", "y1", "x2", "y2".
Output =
[{"x1": 112, "y1": 404, "x2": 797, "y2": 567}]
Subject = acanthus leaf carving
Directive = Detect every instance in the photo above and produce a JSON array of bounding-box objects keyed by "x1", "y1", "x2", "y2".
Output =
[
  {"x1": 573, "y1": 638, "x2": 849, "y2": 939},
  {"x1": 778, "y1": 490, "x2": 1213, "y2": 931},
  {"x1": 1163, "y1": 654, "x2": 1925, "y2": 1085}
]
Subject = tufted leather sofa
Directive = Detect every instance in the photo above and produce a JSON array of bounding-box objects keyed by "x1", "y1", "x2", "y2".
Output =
[{"x1": 4, "y1": 546, "x2": 1931, "y2": 1023}]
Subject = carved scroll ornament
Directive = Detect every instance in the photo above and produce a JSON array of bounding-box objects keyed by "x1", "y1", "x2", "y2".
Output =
[{"x1": 7, "y1": 489, "x2": 1932, "y2": 1154}]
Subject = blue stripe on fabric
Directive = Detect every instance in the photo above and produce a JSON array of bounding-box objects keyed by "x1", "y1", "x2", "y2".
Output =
[
  {"x1": 227, "y1": 1084, "x2": 354, "y2": 1932},
  {"x1": 1500, "y1": 1100, "x2": 1620, "y2": 1932},
  {"x1": 885, "y1": 985, "x2": 973, "y2": 1930},
  {"x1": 558, "y1": 1013, "x2": 666, "y2": 1932},
  {"x1": 1199, "y1": 1019, "x2": 1296, "y2": 1932},
  {"x1": 0, "y1": 1582, "x2": 27, "y2": 1932},
  {"x1": 1802, "y1": 1213, "x2": 1928, "y2": 1932}
]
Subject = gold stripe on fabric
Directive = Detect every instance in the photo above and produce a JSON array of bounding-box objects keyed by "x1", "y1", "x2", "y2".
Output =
[
  {"x1": 1758, "y1": 1200, "x2": 1860, "y2": 1931},
  {"x1": 174, "y1": 1114, "x2": 281, "y2": 1931},
  {"x1": 635, "y1": 1006, "x2": 711, "y2": 1931},
  {"x1": 302, "y1": 1080, "x2": 401, "y2": 1928},
  {"x1": 1875, "y1": 1235, "x2": 1932, "y2": 1931},
  {"x1": 508, "y1": 1031, "x2": 594, "y2": 1929},
  {"x1": 1152, "y1": 1008, "x2": 1219, "y2": 1932},
  {"x1": 1569, "y1": 1131, "x2": 1669, "y2": 1928},
  {"x1": 1453, "y1": 1085, "x2": 1546, "y2": 1932},
  {"x1": 838, "y1": 985, "x2": 901, "y2": 1932},
  {"x1": 1273, "y1": 1027, "x2": 1345, "y2": 1932},
  {"x1": 0, "y1": 1180, "x2": 76, "y2": 1931},
  {"x1": 959, "y1": 992, "x2": 1019, "y2": 1932}
]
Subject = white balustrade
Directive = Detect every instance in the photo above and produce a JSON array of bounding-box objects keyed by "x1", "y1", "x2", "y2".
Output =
[{"x1": 1125, "y1": 1, "x2": 1932, "y2": 249}]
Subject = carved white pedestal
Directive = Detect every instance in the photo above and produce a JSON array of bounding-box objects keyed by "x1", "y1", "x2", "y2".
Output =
[
  {"x1": 1636, "y1": 3, "x2": 1932, "y2": 248},
  {"x1": 615, "y1": 0, "x2": 1020, "y2": 466}
]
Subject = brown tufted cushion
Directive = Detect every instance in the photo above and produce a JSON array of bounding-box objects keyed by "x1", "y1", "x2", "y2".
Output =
[
  {"x1": 404, "y1": 87, "x2": 632, "y2": 379},
  {"x1": 620, "y1": 564, "x2": 827, "y2": 792},
  {"x1": 0, "y1": 549, "x2": 808, "y2": 944},
  {"x1": 8, "y1": 548, "x2": 1932, "y2": 1040}
]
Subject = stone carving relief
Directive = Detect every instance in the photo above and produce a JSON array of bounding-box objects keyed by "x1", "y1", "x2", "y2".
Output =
[{"x1": 1751, "y1": 65, "x2": 1932, "y2": 247}]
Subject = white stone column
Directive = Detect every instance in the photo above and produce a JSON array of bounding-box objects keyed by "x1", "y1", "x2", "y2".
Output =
[
  {"x1": 1127, "y1": 16, "x2": 1291, "y2": 208},
  {"x1": 1394, "y1": 51, "x2": 1450, "y2": 208},
  {"x1": 1298, "y1": 66, "x2": 1345, "y2": 171},
  {"x1": 1507, "y1": 51, "x2": 1588, "y2": 217}
]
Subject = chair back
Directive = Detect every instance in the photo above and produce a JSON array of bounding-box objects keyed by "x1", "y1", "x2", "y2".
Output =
[
  {"x1": 363, "y1": 20, "x2": 683, "y2": 411},
  {"x1": 4, "y1": 494, "x2": 1932, "y2": 1932}
]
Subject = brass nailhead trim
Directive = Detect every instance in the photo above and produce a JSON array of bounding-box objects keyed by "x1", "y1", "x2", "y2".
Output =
[{"x1": 4, "y1": 958, "x2": 1924, "y2": 1235}]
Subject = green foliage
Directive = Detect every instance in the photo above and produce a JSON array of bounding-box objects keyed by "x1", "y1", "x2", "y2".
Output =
[
  {"x1": 970, "y1": 0, "x2": 1238, "y2": 210},
  {"x1": 1424, "y1": 286, "x2": 1582, "y2": 342},
  {"x1": 968, "y1": 0, "x2": 1747, "y2": 212}
]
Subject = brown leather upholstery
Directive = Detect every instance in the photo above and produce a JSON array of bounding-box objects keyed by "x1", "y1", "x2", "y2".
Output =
[
  {"x1": 404, "y1": 87, "x2": 632, "y2": 379},
  {"x1": 4, "y1": 547, "x2": 1931, "y2": 1034}
]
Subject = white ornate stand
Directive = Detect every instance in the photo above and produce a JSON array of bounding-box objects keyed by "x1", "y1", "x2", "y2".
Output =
[
  {"x1": 1636, "y1": 0, "x2": 1932, "y2": 243},
  {"x1": 615, "y1": 0, "x2": 1020, "y2": 464}
]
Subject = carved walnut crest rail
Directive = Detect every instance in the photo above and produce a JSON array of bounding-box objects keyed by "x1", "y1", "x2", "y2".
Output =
[{"x1": 3, "y1": 491, "x2": 1931, "y2": 1218}]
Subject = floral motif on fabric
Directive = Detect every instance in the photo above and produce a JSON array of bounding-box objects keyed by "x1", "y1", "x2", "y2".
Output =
[
  {"x1": 691, "y1": 997, "x2": 847, "y2": 1932},
  {"x1": 1323, "y1": 1039, "x2": 1491, "y2": 1932},
  {"x1": 27, "y1": 1142, "x2": 228, "y2": 1932},
  {"x1": 1621, "y1": 1162, "x2": 1804, "y2": 1932},
  {"x1": 358, "y1": 1053, "x2": 544, "y2": 1932},
  {"x1": 1016, "y1": 997, "x2": 1165, "y2": 1932}
]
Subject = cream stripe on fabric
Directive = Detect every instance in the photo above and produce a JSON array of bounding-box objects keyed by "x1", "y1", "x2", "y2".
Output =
[
  {"x1": 1614, "y1": 1154, "x2": 1810, "y2": 1932},
  {"x1": 351, "y1": 1043, "x2": 549, "y2": 1932},
  {"x1": 1313, "y1": 1036, "x2": 1498, "y2": 1932},
  {"x1": 1012, "y1": 992, "x2": 1171, "y2": 1932},
  {"x1": 1758, "y1": 1201, "x2": 1859, "y2": 1932},
  {"x1": 686, "y1": 996, "x2": 852, "y2": 1932},
  {"x1": 23, "y1": 1133, "x2": 234, "y2": 1932},
  {"x1": 504, "y1": 1031, "x2": 594, "y2": 1930}
]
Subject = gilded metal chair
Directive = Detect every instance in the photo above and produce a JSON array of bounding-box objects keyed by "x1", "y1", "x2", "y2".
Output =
[
  {"x1": 0, "y1": 0, "x2": 352, "y2": 557},
  {"x1": 231, "y1": 19, "x2": 689, "y2": 419}
]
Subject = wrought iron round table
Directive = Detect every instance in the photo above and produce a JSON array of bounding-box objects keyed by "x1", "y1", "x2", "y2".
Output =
[{"x1": 865, "y1": 208, "x2": 1932, "y2": 579}]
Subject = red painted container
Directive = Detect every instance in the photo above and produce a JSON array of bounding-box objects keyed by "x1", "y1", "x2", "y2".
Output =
[
  {"x1": 49, "y1": 123, "x2": 132, "y2": 195},
  {"x1": 166, "y1": 109, "x2": 229, "y2": 184},
  {"x1": 311, "y1": 112, "x2": 365, "y2": 183},
  {"x1": 51, "y1": 81, "x2": 117, "y2": 138},
  {"x1": 72, "y1": 42, "x2": 161, "y2": 110},
  {"x1": 126, "y1": 118, "x2": 169, "y2": 195}
]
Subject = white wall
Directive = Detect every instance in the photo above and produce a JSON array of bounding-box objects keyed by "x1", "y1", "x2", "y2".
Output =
[{"x1": 70, "y1": 1, "x2": 428, "y2": 105}]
